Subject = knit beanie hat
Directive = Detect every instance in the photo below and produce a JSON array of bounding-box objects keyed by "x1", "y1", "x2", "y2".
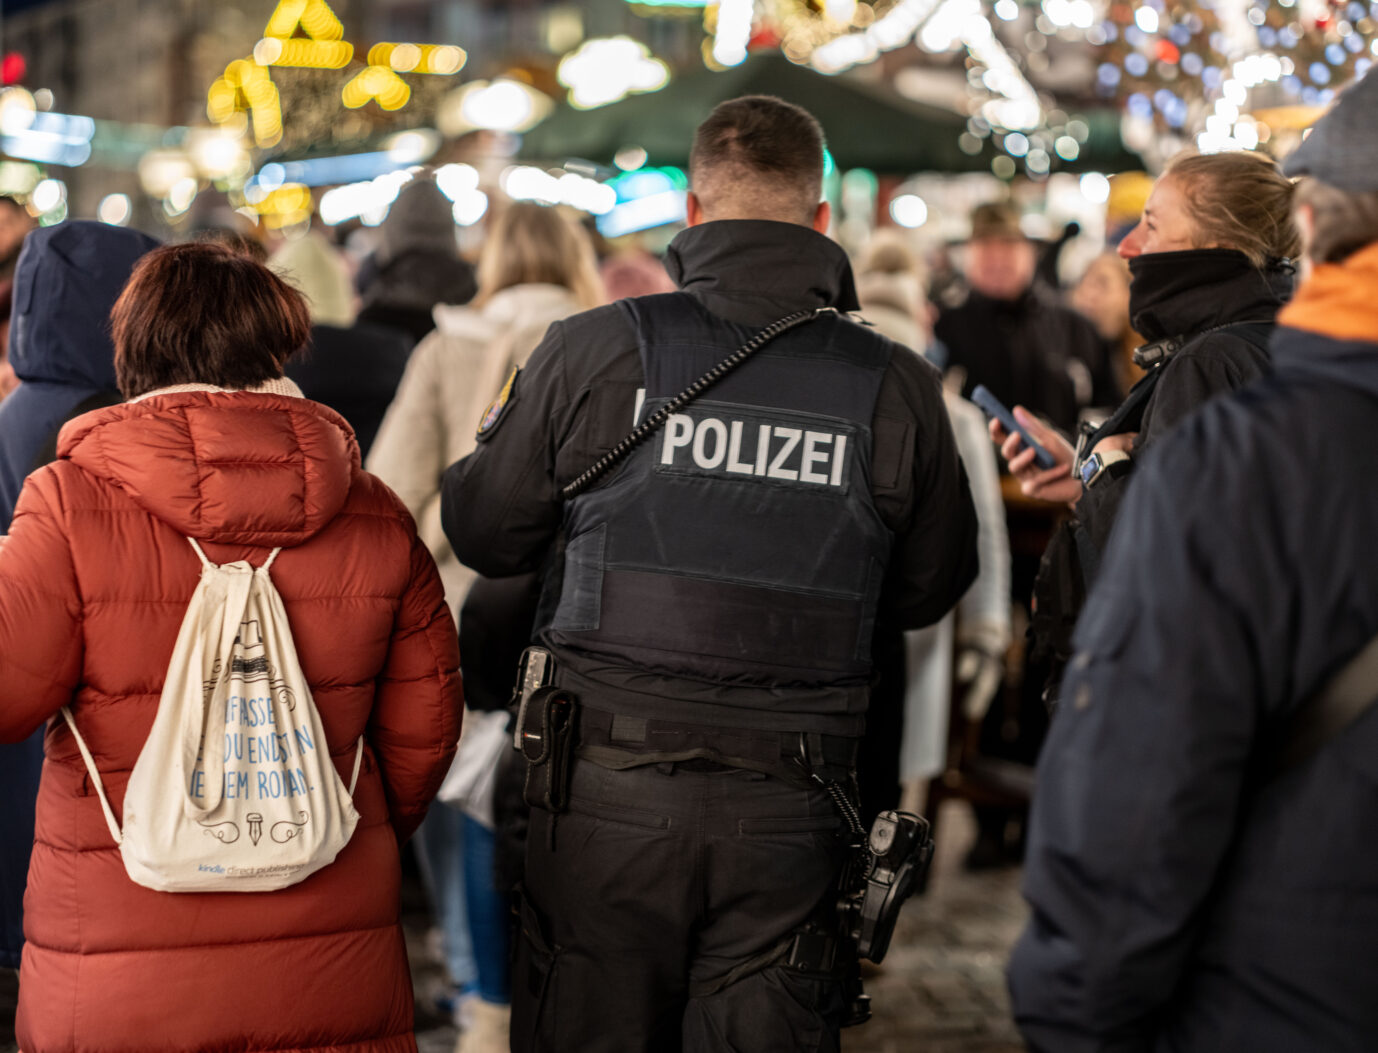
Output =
[{"x1": 377, "y1": 179, "x2": 458, "y2": 266}]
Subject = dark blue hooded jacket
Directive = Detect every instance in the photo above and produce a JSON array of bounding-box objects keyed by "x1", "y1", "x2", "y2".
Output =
[
  {"x1": 0, "y1": 220, "x2": 157, "y2": 968},
  {"x1": 1009, "y1": 323, "x2": 1378, "y2": 1051}
]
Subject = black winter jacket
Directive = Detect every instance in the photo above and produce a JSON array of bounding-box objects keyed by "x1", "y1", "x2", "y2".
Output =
[
  {"x1": 1009, "y1": 315, "x2": 1378, "y2": 1051},
  {"x1": 440, "y1": 220, "x2": 978, "y2": 736},
  {"x1": 1032, "y1": 251, "x2": 1290, "y2": 688},
  {"x1": 936, "y1": 283, "x2": 1115, "y2": 432},
  {"x1": 286, "y1": 321, "x2": 413, "y2": 458},
  {"x1": 1075, "y1": 250, "x2": 1291, "y2": 567}
]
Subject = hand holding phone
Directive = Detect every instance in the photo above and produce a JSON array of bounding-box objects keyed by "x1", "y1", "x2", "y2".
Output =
[{"x1": 970, "y1": 385, "x2": 1059, "y2": 470}]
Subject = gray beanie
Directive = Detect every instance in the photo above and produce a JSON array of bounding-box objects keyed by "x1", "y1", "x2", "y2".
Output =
[
  {"x1": 1283, "y1": 71, "x2": 1378, "y2": 191},
  {"x1": 377, "y1": 178, "x2": 458, "y2": 265}
]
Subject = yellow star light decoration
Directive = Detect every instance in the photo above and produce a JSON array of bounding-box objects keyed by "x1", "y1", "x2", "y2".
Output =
[{"x1": 341, "y1": 66, "x2": 412, "y2": 111}]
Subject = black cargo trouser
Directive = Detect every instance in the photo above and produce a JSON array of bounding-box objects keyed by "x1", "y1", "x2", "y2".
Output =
[{"x1": 511, "y1": 758, "x2": 850, "y2": 1053}]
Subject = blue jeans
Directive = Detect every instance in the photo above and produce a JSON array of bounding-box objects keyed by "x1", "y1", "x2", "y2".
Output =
[
  {"x1": 415, "y1": 802, "x2": 477, "y2": 990},
  {"x1": 462, "y1": 815, "x2": 511, "y2": 1003}
]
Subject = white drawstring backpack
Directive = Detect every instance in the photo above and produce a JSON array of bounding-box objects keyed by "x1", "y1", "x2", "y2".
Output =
[{"x1": 62, "y1": 539, "x2": 363, "y2": 892}]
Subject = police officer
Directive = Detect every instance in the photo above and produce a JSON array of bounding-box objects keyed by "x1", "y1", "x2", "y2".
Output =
[{"x1": 441, "y1": 95, "x2": 978, "y2": 1052}]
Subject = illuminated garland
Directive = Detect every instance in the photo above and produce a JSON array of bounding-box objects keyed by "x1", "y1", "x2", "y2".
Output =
[{"x1": 1095, "y1": 0, "x2": 1373, "y2": 140}]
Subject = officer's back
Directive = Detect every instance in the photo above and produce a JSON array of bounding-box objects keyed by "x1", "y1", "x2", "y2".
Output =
[{"x1": 441, "y1": 94, "x2": 977, "y2": 1053}]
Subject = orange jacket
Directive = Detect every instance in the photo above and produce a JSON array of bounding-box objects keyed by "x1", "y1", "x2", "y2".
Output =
[{"x1": 0, "y1": 390, "x2": 462, "y2": 1053}]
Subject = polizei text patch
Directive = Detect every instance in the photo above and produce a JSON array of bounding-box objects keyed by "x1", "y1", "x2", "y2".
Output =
[{"x1": 656, "y1": 407, "x2": 854, "y2": 489}]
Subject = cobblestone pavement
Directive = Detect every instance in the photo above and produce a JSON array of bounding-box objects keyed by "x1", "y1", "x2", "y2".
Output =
[{"x1": 411, "y1": 799, "x2": 1028, "y2": 1053}]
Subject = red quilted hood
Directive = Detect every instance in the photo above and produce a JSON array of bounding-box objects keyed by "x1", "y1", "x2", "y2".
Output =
[{"x1": 57, "y1": 391, "x2": 360, "y2": 547}]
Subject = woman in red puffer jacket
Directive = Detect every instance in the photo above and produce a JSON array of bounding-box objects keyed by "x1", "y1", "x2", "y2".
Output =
[{"x1": 0, "y1": 242, "x2": 463, "y2": 1053}]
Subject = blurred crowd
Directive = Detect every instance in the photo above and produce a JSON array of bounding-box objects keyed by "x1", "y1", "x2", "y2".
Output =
[{"x1": 1, "y1": 75, "x2": 1377, "y2": 1053}]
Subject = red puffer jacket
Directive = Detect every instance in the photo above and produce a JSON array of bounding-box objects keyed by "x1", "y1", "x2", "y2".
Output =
[{"x1": 0, "y1": 390, "x2": 462, "y2": 1053}]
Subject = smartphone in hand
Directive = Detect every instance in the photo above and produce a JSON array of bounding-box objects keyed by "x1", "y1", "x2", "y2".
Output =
[{"x1": 970, "y1": 385, "x2": 1059, "y2": 470}]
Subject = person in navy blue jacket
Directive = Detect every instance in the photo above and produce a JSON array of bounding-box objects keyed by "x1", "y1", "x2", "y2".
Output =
[
  {"x1": 1008, "y1": 75, "x2": 1378, "y2": 1052},
  {"x1": 0, "y1": 221, "x2": 157, "y2": 986}
]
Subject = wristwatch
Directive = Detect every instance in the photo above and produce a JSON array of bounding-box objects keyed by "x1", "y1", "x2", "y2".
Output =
[{"x1": 1079, "y1": 449, "x2": 1132, "y2": 490}]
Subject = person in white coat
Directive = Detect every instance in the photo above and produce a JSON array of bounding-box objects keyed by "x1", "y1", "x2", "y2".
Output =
[
  {"x1": 369, "y1": 202, "x2": 603, "y2": 611},
  {"x1": 855, "y1": 234, "x2": 1011, "y2": 817},
  {"x1": 368, "y1": 201, "x2": 603, "y2": 1053}
]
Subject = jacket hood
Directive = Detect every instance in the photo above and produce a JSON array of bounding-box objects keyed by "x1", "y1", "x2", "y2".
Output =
[
  {"x1": 1271, "y1": 241, "x2": 1378, "y2": 400},
  {"x1": 432, "y1": 283, "x2": 582, "y2": 340},
  {"x1": 1271, "y1": 327, "x2": 1378, "y2": 401},
  {"x1": 857, "y1": 300, "x2": 923, "y2": 352},
  {"x1": 1128, "y1": 248, "x2": 1293, "y2": 343},
  {"x1": 9, "y1": 221, "x2": 160, "y2": 390},
  {"x1": 57, "y1": 392, "x2": 359, "y2": 547},
  {"x1": 665, "y1": 220, "x2": 860, "y2": 326},
  {"x1": 856, "y1": 269, "x2": 922, "y2": 319},
  {"x1": 856, "y1": 271, "x2": 925, "y2": 352}
]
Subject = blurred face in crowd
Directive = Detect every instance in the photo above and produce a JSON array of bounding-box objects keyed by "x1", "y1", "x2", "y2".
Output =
[
  {"x1": 1117, "y1": 175, "x2": 1201, "y2": 259},
  {"x1": 0, "y1": 202, "x2": 34, "y2": 269},
  {"x1": 1071, "y1": 253, "x2": 1132, "y2": 340},
  {"x1": 964, "y1": 235, "x2": 1036, "y2": 301}
]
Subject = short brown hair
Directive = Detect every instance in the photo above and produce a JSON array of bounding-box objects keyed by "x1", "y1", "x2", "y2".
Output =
[
  {"x1": 1294, "y1": 177, "x2": 1378, "y2": 264},
  {"x1": 112, "y1": 242, "x2": 310, "y2": 399},
  {"x1": 193, "y1": 227, "x2": 269, "y2": 264},
  {"x1": 689, "y1": 95, "x2": 824, "y2": 225},
  {"x1": 1165, "y1": 150, "x2": 1302, "y2": 267}
]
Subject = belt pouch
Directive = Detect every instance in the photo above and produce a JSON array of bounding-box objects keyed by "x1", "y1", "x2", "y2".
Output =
[{"x1": 519, "y1": 687, "x2": 579, "y2": 813}]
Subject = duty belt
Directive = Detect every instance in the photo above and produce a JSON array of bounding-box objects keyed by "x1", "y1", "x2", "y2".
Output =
[{"x1": 573, "y1": 706, "x2": 859, "y2": 784}]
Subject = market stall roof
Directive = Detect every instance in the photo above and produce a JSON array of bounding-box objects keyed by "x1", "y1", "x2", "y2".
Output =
[
  {"x1": 519, "y1": 51, "x2": 1142, "y2": 176},
  {"x1": 521, "y1": 51, "x2": 988, "y2": 173}
]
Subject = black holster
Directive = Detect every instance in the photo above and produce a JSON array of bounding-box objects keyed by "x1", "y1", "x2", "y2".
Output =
[{"x1": 519, "y1": 686, "x2": 580, "y2": 813}]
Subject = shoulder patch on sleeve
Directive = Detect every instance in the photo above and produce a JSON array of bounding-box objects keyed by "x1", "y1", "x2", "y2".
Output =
[{"x1": 476, "y1": 365, "x2": 520, "y2": 441}]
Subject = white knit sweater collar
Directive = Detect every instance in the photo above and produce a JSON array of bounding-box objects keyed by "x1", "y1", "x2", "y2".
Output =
[{"x1": 129, "y1": 376, "x2": 305, "y2": 404}]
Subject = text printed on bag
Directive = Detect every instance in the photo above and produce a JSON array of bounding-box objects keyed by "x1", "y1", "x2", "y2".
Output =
[{"x1": 188, "y1": 693, "x2": 320, "y2": 802}]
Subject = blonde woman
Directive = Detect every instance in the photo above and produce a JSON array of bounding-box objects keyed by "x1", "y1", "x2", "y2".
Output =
[
  {"x1": 367, "y1": 200, "x2": 602, "y2": 1053},
  {"x1": 994, "y1": 149, "x2": 1300, "y2": 709},
  {"x1": 369, "y1": 201, "x2": 603, "y2": 610}
]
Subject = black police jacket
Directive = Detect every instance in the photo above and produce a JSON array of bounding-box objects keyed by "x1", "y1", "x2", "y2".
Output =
[
  {"x1": 1009, "y1": 297, "x2": 1378, "y2": 1052},
  {"x1": 441, "y1": 220, "x2": 978, "y2": 737}
]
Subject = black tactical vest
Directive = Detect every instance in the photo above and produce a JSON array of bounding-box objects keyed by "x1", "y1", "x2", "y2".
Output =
[{"x1": 546, "y1": 293, "x2": 894, "y2": 707}]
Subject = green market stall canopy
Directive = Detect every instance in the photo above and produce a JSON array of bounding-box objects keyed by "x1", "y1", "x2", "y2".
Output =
[{"x1": 519, "y1": 51, "x2": 1141, "y2": 176}]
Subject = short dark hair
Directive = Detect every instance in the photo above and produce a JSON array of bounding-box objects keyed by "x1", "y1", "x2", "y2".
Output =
[
  {"x1": 689, "y1": 95, "x2": 824, "y2": 224},
  {"x1": 112, "y1": 242, "x2": 310, "y2": 399}
]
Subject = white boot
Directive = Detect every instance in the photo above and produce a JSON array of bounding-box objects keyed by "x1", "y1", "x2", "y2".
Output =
[{"x1": 454, "y1": 998, "x2": 510, "y2": 1053}]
